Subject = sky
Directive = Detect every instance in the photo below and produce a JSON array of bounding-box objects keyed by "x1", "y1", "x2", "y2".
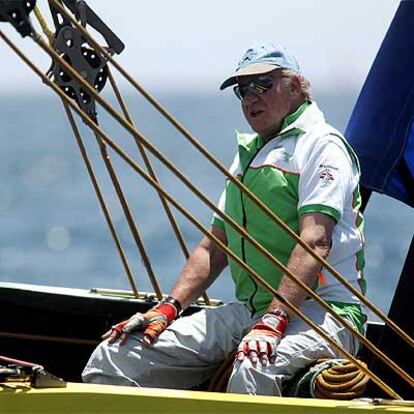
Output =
[{"x1": 0, "y1": 0, "x2": 401, "y2": 94}]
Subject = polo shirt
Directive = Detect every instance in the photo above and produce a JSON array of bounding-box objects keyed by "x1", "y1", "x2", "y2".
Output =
[{"x1": 212, "y1": 102, "x2": 366, "y2": 333}]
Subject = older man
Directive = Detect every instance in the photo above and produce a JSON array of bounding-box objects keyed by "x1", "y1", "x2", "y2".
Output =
[{"x1": 83, "y1": 42, "x2": 366, "y2": 396}]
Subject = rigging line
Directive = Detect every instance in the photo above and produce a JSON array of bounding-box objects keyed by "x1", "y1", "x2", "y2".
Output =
[
  {"x1": 84, "y1": 124, "x2": 414, "y2": 392},
  {"x1": 0, "y1": 331, "x2": 98, "y2": 346},
  {"x1": 33, "y1": 5, "x2": 54, "y2": 45},
  {"x1": 91, "y1": 128, "x2": 162, "y2": 301},
  {"x1": 34, "y1": 25, "x2": 414, "y2": 352},
  {"x1": 2, "y1": 31, "x2": 411, "y2": 391},
  {"x1": 62, "y1": 103, "x2": 140, "y2": 298},
  {"x1": 54, "y1": 59, "x2": 414, "y2": 390},
  {"x1": 107, "y1": 68, "x2": 210, "y2": 305},
  {"x1": 46, "y1": 0, "x2": 414, "y2": 349},
  {"x1": 48, "y1": 98, "x2": 407, "y2": 398},
  {"x1": 31, "y1": 3, "x2": 155, "y2": 299},
  {"x1": 107, "y1": 69, "x2": 190, "y2": 258},
  {"x1": 20, "y1": 28, "x2": 414, "y2": 380},
  {"x1": 3, "y1": 34, "x2": 406, "y2": 399},
  {"x1": 6, "y1": 28, "x2": 411, "y2": 393},
  {"x1": 106, "y1": 164, "x2": 402, "y2": 401}
]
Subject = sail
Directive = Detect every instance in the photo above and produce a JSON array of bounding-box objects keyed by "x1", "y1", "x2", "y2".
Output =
[{"x1": 345, "y1": 0, "x2": 414, "y2": 208}]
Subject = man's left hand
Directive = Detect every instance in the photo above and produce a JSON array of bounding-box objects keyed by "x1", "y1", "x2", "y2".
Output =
[{"x1": 237, "y1": 310, "x2": 288, "y2": 365}]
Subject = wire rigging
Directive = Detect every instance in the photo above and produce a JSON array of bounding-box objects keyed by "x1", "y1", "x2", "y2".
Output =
[
  {"x1": 48, "y1": 0, "x2": 414, "y2": 351},
  {"x1": 0, "y1": 30, "x2": 405, "y2": 399},
  {"x1": 0, "y1": 0, "x2": 413, "y2": 399}
]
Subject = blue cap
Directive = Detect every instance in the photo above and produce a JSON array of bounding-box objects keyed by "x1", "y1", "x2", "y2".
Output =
[{"x1": 220, "y1": 42, "x2": 300, "y2": 90}]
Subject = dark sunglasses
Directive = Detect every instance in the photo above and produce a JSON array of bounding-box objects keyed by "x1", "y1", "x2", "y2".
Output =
[{"x1": 233, "y1": 76, "x2": 274, "y2": 100}]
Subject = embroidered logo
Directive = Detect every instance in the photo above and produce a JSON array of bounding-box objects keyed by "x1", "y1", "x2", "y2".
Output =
[
  {"x1": 282, "y1": 150, "x2": 292, "y2": 162},
  {"x1": 319, "y1": 164, "x2": 338, "y2": 171},
  {"x1": 319, "y1": 168, "x2": 335, "y2": 185}
]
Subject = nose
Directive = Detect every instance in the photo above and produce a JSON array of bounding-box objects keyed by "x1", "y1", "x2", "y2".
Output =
[{"x1": 242, "y1": 89, "x2": 261, "y2": 104}]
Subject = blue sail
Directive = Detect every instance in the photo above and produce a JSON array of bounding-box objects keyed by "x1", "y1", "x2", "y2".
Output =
[{"x1": 345, "y1": 0, "x2": 414, "y2": 207}]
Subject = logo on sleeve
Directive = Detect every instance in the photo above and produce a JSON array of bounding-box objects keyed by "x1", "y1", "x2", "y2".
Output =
[{"x1": 319, "y1": 168, "x2": 335, "y2": 185}]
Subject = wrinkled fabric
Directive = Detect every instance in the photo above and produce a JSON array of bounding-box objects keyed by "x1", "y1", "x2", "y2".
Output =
[{"x1": 83, "y1": 301, "x2": 358, "y2": 394}]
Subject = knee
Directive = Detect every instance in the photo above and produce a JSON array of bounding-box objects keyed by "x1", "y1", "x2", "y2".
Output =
[
  {"x1": 82, "y1": 340, "x2": 138, "y2": 385},
  {"x1": 82, "y1": 341, "x2": 111, "y2": 381},
  {"x1": 227, "y1": 359, "x2": 253, "y2": 393},
  {"x1": 227, "y1": 359, "x2": 282, "y2": 396}
]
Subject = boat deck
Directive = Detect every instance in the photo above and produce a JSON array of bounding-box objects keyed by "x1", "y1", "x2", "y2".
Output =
[{"x1": 1, "y1": 382, "x2": 413, "y2": 414}]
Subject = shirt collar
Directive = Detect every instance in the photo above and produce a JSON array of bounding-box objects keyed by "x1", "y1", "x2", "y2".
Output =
[
  {"x1": 281, "y1": 101, "x2": 310, "y2": 131},
  {"x1": 236, "y1": 101, "x2": 325, "y2": 167},
  {"x1": 279, "y1": 101, "x2": 325, "y2": 137}
]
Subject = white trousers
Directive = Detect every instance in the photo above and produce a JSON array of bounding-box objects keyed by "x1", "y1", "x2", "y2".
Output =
[{"x1": 82, "y1": 300, "x2": 359, "y2": 395}]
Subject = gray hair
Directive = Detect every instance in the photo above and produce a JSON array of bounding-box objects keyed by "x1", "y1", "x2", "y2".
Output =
[{"x1": 281, "y1": 69, "x2": 312, "y2": 102}]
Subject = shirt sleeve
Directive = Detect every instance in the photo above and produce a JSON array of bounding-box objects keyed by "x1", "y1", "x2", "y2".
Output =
[
  {"x1": 211, "y1": 152, "x2": 240, "y2": 229},
  {"x1": 297, "y1": 137, "x2": 355, "y2": 222},
  {"x1": 211, "y1": 188, "x2": 226, "y2": 229}
]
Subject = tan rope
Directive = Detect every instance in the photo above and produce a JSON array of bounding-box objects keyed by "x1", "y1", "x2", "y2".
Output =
[
  {"x1": 0, "y1": 53, "x2": 396, "y2": 398},
  {"x1": 49, "y1": 0, "x2": 414, "y2": 351},
  {"x1": 92, "y1": 130, "x2": 162, "y2": 300},
  {"x1": 33, "y1": 6, "x2": 54, "y2": 45},
  {"x1": 1, "y1": 28, "x2": 410, "y2": 399},
  {"x1": 208, "y1": 356, "x2": 370, "y2": 398},
  {"x1": 314, "y1": 360, "x2": 370, "y2": 399},
  {"x1": 107, "y1": 68, "x2": 210, "y2": 305},
  {"x1": 32, "y1": 4, "x2": 148, "y2": 300},
  {"x1": 31, "y1": 3, "x2": 185, "y2": 302},
  {"x1": 63, "y1": 103, "x2": 139, "y2": 298},
  {"x1": 10, "y1": 29, "x2": 413, "y2": 395}
]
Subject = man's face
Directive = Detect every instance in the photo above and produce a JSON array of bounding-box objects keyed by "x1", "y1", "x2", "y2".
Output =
[{"x1": 239, "y1": 70, "x2": 295, "y2": 141}]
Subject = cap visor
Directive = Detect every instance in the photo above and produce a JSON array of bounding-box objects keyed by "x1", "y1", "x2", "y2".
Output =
[{"x1": 219, "y1": 63, "x2": 279, "y2": 90}]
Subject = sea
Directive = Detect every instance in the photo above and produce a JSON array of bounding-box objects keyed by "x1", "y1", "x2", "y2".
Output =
[{"x1": 0, "y1": 86, "x2": 413, "y2": 320}]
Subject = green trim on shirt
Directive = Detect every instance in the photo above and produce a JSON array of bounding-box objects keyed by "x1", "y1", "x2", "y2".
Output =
[
  {"x1": 327, "y1": 301, "x2": 367, "y2": 335},
  {"x1": 281, "y1": 101, "x2": 310, "y2": 131},
  {"x1": 298, "y1": 204, "x2": 341, "y2": 222},
  {"x1": 211, "y1": 216, "x2": 225, "y2": 230}
]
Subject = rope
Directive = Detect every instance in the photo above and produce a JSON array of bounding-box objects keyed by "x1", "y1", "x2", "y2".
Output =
[
  {"x1": 92, "y1": 129, "x2": 162, "y2": 300},
  {"x1": 0, "y1": 21, "x2": 411, "y2": 398},
  {"x1": 33, "y1": 6, "x2": 54, "y2": 45},
  {"x1": 16, "y1": 53, "x2": 397, "y2": 396},
  {"x1": 107, "y1": 69, "x2": 210, "y2": 305},
  {"x1": 313, "y1": 359, "x2": 370, "y2": 399},
  {"x1": 62, "y1": 104, "x2": 140, "y2": 298},
  {"x1": 29, "y1": 7, "x2": 414, "y2": 397},
  {"x1": 2, "y1": 24, "x2": 408, "y2": 397},
  {"x1": 27, "y1": 32, "x2": 414, "y2": 396},
  {"x1": 31, "y1": 2, "x2": 193, "y2": 303},
  {"x1": 208, "y1": 356, "x2": 370, "y2": 399},
  {"x1": 49, "y1": 0, "x2": 414, "y2": 352},
  {"x1": 32, "y1": 3, "x2": 155, "y2": 299}
]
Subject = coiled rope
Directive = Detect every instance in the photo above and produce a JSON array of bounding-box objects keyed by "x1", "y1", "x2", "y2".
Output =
[
  {"x1": 314, "y1": 359, "x2": 369, "y2": 399},
  {"x1": 288, "y1": 358, "x2": 370, "y2": 399},
  {"x1": 208, "y1": 355, "x2": 369, "y2": 399}
]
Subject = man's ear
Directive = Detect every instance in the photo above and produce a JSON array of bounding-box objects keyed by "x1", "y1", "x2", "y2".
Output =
[{"x1": 290, "y1": 75, "x2": 302, "y2": 95}]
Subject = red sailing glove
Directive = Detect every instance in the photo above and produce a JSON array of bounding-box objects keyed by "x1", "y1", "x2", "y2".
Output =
[
  {"x1": 102, "y1": 297, "x2": 182, "y2": 346},
  {"x1": 237, "y1": 309, "x2": 288, "y2": 365}
]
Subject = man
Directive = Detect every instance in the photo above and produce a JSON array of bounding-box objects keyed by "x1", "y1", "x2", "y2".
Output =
[{"x1": 83, "y1": 42, "x2": 366, "y2": 395}]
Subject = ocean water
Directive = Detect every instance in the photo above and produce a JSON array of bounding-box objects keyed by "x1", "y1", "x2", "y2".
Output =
[{"x1": 0, "y1": 87, "x2": 413, "y2": 319}]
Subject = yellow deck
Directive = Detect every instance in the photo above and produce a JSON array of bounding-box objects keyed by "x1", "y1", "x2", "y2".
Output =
[{"x1": 1, "y1": 382, "x2": 413, "y2": 414}]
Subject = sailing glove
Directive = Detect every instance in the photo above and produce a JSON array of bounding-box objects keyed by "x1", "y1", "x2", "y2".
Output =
[
  {"x1": 103, "y1": 297, "x2": 182, "y2": 346},
  {"x1": 237, "y1": 309, "x2": 288, "y2": 365}
]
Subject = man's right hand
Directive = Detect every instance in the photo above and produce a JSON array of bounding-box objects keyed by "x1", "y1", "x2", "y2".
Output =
[{"x1": 102, "y1": 300, "x2": 180, "y2": 346}]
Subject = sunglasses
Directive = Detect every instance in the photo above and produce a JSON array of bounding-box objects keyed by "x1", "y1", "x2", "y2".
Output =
[{"x1": 233, "y1": 76, "x2": 274, "y2": 100}]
